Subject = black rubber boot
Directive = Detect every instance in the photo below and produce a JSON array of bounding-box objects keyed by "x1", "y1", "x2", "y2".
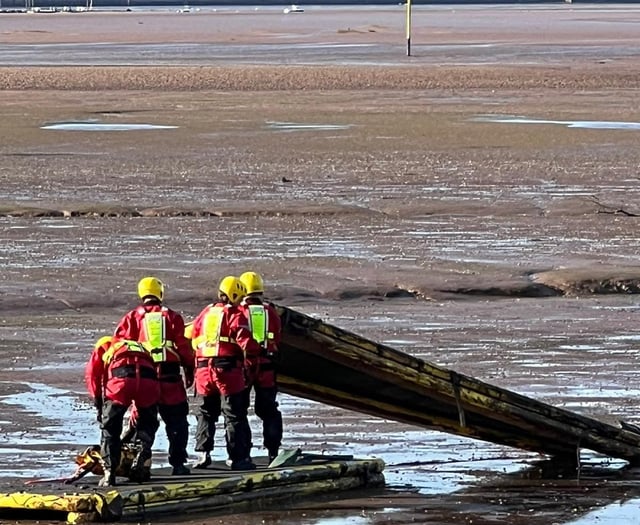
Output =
[
  {"x1": 172, "y1": 464, "x2": 191, "y2": 476},
  {"x1": 129, "y1": 448, "x2": 151, "y2": 483},
  {"x1": 230, "y1": 458, "x2": 256, "y2": 471},
  {"x1": 268, "y1": 449, "x2": 279, "y2": 465}
]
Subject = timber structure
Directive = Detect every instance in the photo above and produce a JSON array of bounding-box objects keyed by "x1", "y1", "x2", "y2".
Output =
[
  {"x1": 0, "y1": 455, "x2": 384, "y2": 523},
  {"x1": 275, "y1": 305, "x2": 640, "y2": 464}
]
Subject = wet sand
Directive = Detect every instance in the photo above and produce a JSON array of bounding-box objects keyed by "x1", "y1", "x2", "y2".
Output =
[{"x1": 3, "y1": 5, "x2": 640, "y2": 524}]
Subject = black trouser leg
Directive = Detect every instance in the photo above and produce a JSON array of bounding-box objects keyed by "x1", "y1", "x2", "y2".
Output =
[
  {"x1": 159, "y1": 401, "x2": 189, "y2": 467},
  {"x1": 242, "y1": 387, "x2": 254, "y2": 451},
  {"x1": 222, "y1": 391, "x2": 251, "y2": 462},
  {"x1": 135, "y1": 404, "x2": 160, "y2": 457},
  {"x1": 254, "y1": 385, "x2": 282, "y2": 455},
  {"x1": 194, "y1": 393, "x2": 221, "y2": 452},
  {"x1": 101, "y1": 400, "x2": 127, "y2": 470}
]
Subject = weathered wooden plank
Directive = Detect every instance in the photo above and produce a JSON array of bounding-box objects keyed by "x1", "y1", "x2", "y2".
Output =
[
  {"x1": 275, "y1": 305, "x2": 640, "y2": 463},
  {"x1": 277, "y1": 376, "x2": 579, "y2": 457}
]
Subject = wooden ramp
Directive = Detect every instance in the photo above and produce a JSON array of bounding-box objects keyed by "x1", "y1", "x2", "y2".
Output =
[
  {"x1": 275, "y1": 305, "x2": 640, "y2": 464},
  {"x1": 0, "y1": 454, "x2": 384, "y2": 524}
]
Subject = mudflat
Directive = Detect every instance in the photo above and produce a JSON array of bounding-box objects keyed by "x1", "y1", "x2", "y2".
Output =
[{"x1": 2, "y1": 5, "x2": 640, "y2": 525}]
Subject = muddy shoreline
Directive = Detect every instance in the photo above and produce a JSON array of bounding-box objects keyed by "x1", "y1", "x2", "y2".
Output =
[{"x1": 3, "y1": 6, "x2": 640, "y2": 524}]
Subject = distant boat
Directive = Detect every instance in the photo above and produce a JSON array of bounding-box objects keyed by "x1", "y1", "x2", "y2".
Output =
[{"x1": 283, "y1": 4, "x2": 304, "y2": 14}]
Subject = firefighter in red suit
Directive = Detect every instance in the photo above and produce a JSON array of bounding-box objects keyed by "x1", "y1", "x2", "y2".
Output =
[
  {"x1": 190, "y1": 275, "x2": 262, "y2": 471},
  {"x1": 239, "y1": 271, "x2": 283, "y2": 464},
  {"x1": 114, "y1": 277, "x2": 195, "y2": 476},
  {"x1": 85, "y1": 336, "x2": 160, "y2": 487}
]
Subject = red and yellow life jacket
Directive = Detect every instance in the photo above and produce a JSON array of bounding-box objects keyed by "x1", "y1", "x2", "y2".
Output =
[
  {"x1": 193, "y1": 305, "x2": 237, "y2": 358},
  {"x1": 137, "y1": 306, "x2": 178, "y2": 363},
  {"x1": 245, "y1": 304, "x2": 275, "y2": 349}
]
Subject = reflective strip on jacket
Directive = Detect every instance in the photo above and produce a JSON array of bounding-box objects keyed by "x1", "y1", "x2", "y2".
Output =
[
  {"x1": 241, "y1": 298, "x2": 281, "y2": 354},
  {"x1": 102, "y1": 340, "x2": 150, "y2": 365},
  {"x1": 246, "y1": 304, "x2": 275, "y2": 348},
  {"x1": 191, "y1": 302, "x2": 260, "y2": 360},
  {"x1": 138, "y1": 306, "x2": 177, "y2": 363},
  {"x1": 85, "y1": 338, "x2": 160, "y2": 407},
  {"x1": 194, "y1": 305, "x2": 235, "y2": 357}
]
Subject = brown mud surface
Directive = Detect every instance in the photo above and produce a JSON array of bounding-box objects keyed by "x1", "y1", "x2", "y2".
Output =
[{"x1": 2, "y1": 5, "x2": 640, "y2": 525}]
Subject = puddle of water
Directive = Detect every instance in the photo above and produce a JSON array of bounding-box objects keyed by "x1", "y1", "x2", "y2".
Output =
[
  {"x1": 0, "y1": 381, "x2": 99, "y2": 477},
  {"x1": 605, "y1": 334, "x2": 640, "y2": 341},
  {"x1": 563, "y1": 499, "x2": 640, "y2": 525},
  {"x1": 0, "y1": 382, "x2": 95, "y2": 444},
  {"x1": 557, "y1": 344, "x2": 602, "y2": 351},
  {"x1": 37, "y1": 220, "x2": 78, "y2": 229},
  {"x1": 383, "y1": 339, "x2": 420, "y2": 345},
  {"x1": 473, "y1": 115, "x2": 640, "y2": 131},
  {"x1": 41, "y1": 122, "x2": 178, "y2": 131},
  {"x1": 0, "y1": 380, "x2": 190, "y2": 474},
  {"x1": 311, "y1": 517, "x2": 369, "y2": 525},
  {"x1": 266, "y1": 121, "x2": 353, "y2": 132},
  {"x1": 0, "y1": 449, "x2": 76, "y2": 478},
  {"x1": 240, "y1": 235, "x2": 377, "y2": 260}
]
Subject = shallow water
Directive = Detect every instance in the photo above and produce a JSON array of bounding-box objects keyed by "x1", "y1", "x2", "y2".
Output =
[
  {"x1": 474, "y1": 115, "x2": 640, "y2": 131},
  {"x1": 41, "y1": 122, "x2": 178, "y2": 131}
]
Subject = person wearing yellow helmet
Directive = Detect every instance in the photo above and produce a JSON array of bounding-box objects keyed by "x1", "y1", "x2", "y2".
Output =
[
  {"x1": 239, "y1": 271, "x2": 264, "y2": 295},
  {"x1": 238, "y1": 271, "x2": 283, "y2": 464},
  {"x1": 114, "y1": 276, "x2": 195, "y2": 476},
  {"x1": 218, "y1": 275, "x2": 247, "y2": 305},
  {"x1": 189, "y1": 276, "x2": 262, "y2": 471},
  {"x1": 85, "y1": 336, "x2": 160, "y2": 486},
  {"x1": 137, "y1": 276, "x2": 164, "y2": 302}
]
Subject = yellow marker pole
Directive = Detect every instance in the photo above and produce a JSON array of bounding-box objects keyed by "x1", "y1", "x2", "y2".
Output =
[{"x1": 405, "y1": 0, "x2": 412, "y2": 56}]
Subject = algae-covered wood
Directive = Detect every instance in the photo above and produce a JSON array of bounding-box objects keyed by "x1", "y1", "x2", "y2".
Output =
[
  {"x1": 0, "y1": 457, "x2": 384, "y2": 523},
  {"x1": 275, "y1": 305, "x2": 640, "y2": 463}
]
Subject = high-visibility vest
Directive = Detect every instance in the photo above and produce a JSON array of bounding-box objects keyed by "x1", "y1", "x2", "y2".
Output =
[
  {"x1": 139, "y1": 308, "x2": 176, "y2": 363},
  {"x1": 246, "y1": 304, "x2": 274, "y2": 349},
  {"x1": 102, "y1": 340, "x2": 148, "y2": 365},
  {"x1": 195, "y1": 305, "x2": 236, "y2": 357}
]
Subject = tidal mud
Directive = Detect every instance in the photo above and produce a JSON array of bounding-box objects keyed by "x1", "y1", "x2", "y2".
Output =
[{"x1": 2, "y1": 5, "x2": 640, "y2": 524}]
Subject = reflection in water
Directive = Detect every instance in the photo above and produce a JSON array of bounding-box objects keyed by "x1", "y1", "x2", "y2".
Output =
[
  {"x1": 0, "y1": 381, "x2": 95, "y2": 444},
  {"x1": 267, "y1": 121, "x2": 353, "y2": 132},
  {"x1": 41, "y1": 121, "x2": 178, "y2": 131},
  {"x1": 473, "y1": 115, "x2": 640, "y2": 130},
  {"x1": 311, "y1": 517, "x2": 369, "y2": 525},
  {"x1": 0, "y1": 381, "x2": 97, "y2": 478},
  {"x1": 563, "y1": 499, "x2": 640, "y2": 524}
]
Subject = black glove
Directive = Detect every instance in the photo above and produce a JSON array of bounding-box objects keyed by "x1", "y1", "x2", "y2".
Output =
[{"x1": 94, "y1": 397, "x2": 103, "y2": 423}]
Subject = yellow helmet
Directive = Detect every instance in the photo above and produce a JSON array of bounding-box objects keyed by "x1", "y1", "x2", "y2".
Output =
[
  {"x1": 239, "y1": 271, "x2": 264, "y2": 295},
  {"x1": 138, "y1": 276, "x2": 164, "y2": 301},
  {"x1": 95, "y1": 336, "x2": 115, "y2": 352},
  {"x1": 218, "y1": 276, "x2": 246, "y2": 305}
]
